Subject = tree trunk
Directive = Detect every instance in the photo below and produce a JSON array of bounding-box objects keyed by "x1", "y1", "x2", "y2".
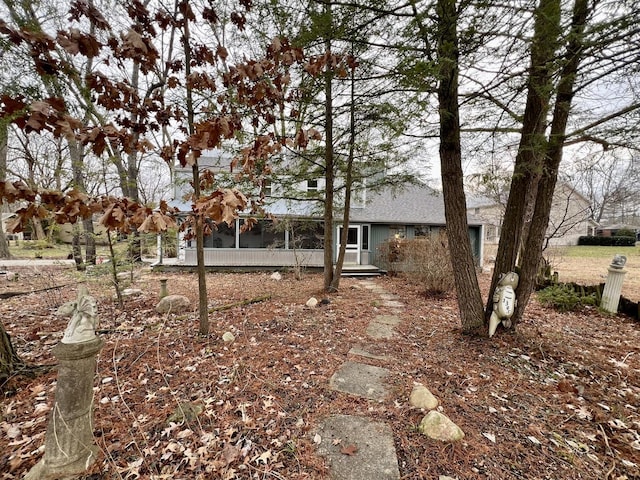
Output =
[
  {"x1": 330, "y1": 58, "x2": 357, "y2": 292},
  {"x1": 436, "y1": 0, "x2": 484, "y2": 333},
  {"x1": 487, "y1": 0, "x2": 561, "y2": 321},
  {"x1": 0, "y1": 122, "x2": 11, "y2": 258},
  {"x1": 323, "y1": 0, "x2": 336, "y2": 292},
  {"x1": 0, "y1": 321, "x2": 23, "y2": 387},
  {"x1": 83, "y1": 218, "x2": 96, "y2": 265},
  {"x1": 513, "y1": 0, "x2": 590, "y2": 324}
]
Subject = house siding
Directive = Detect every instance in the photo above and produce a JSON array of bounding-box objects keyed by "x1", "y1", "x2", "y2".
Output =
[{"x1": 184, "y1": 248, "x2": 324, "y2": 268}]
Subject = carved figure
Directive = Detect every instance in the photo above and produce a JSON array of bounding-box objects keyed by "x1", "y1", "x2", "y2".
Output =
[
  {"x1": 58, "y1": 285, "x2": 99, "y2": 344},
  {"x1": 610, "y1": 254, "x2": 627, "y2": 269},
  {"x1": 488, "y1": 272, "x2": 519, "y2": 338}
]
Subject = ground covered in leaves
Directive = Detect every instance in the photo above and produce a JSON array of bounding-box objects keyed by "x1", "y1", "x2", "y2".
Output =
[{"x1": 1, "y1": 264, "x2": 639, "y2": 479}]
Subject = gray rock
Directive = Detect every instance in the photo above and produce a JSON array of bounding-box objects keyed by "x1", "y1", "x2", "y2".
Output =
[
  {"x1": 410, "y1": 384, "x2": 439, "y2": 410},
  {"x1": 222, "y1": 332, "x2": 235, "y2": 343},
  {"x1": 306, "y1": 297, "x2": 318, "y2": 308},
  {"x1": 121, "y1": 288, "x2": 143, "y2": 297},
  {"x1": 270, "y1": 271, "x2": 282, "y2": 281},
  {"x1": 156, "y1": 294, "x2": 191, "y2": 314},
  {"x1": 418, "y1": 411, "x2": 465, "y2": 442}
]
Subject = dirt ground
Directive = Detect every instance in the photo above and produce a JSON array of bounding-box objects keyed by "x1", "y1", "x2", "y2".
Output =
[{"x1": 0, "y1": 262, "x2": 639, "y2": 479}]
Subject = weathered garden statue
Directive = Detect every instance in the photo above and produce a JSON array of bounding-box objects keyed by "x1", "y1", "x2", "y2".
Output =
[
  {"x1": 488, "y1": 272, "x2": 519, "y2": 338},
  {"x1": 25, "y1": 285, "x2": 104, "y2": 480},
  {"x1": 601, "y1": 255, "x2": 628, "y2": 314}
]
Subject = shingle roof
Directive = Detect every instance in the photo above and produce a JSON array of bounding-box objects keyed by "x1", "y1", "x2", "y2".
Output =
[{"x1": 350, "y1": 183, "x2": 483, "y2": 226}]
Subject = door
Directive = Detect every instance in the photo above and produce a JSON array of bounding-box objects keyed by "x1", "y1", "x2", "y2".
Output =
[{"x1": 337, "y1": 225, "x2": 360, "y2": 264}]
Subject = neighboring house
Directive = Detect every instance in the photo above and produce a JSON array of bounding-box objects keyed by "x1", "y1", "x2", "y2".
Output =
[
  {"x1": 596, "y1": 224, "x2": 640, "y2": 240},
  {"x1": 1, "y1": 213, "x2": 22, "y2": 241},
  {"x1": 167, "y1": 150, "x2": 484, "y2": 269},
  {"x1": 468, "y1": 182, "x2": 596, "y2": 248}
]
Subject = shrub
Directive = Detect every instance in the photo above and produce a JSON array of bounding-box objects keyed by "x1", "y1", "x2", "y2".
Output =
[
  {"x1": 377, "y1": 233, "x2": 455, "y2": 295},
  {"x1": 537, "y1": 284, "x2": 597, "y2": 312},
  {"x1": 614, "y1": 228, "x2": 636, "y2": 238},
  {"x1": 578, "y1": 235, "x2": 636, "y2": 246}
]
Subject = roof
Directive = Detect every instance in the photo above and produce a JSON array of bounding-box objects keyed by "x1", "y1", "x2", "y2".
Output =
[{"x1": 350, "y1": 183, "x2": 483, "y2": 226}]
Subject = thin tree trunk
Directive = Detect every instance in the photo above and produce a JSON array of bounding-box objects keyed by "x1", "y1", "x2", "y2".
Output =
[
  {"x1": 514, "y1": 0, "x2": 590, "y2": 325},
  {"x1": 0, "y1": 321, "x2": 24, "y2": 388},
  {"x1": 0, "y1": 122, "x2": 11, "y2": 258},
  {"x1": 323, "y1": 0, "x2": 335, "y2": 292},
  {"x1": 487, "y1": 0, "x2": 561, "y2": 321},
  {"x1": 330, "y1": 57, "x2": 356, "y2": 292},
  {"x1": 436, "y1": 0, "x2": 484, "y2": 333}
]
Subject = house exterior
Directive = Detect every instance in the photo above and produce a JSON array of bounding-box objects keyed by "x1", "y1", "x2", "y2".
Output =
[
  {"x1": 167, "y1": 150, "x2": 484, "y2": 269},
  {"x1": 468, "y1": 182, "x2": 596, "y2": 249}
]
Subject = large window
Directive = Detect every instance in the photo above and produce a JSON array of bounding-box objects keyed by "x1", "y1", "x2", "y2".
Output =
[
  {"x1": 290, "y1": 220, "x2": 324, "y2": 249},
  {"x1": 240, "y1": 220, "x2": 285, "y2": 249},
  {"x1": 205, "y1": 222, "x2": 236, "y2": 248}
]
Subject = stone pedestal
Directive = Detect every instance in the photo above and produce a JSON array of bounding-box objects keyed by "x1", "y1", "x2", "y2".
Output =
[
  {"x1": 25, "y1": 337, "x2": 104, "y2": 480},
  {"x1": 159, "y1": 278, "x2": 168, "y2": 299},
  {"x1": 601, "y1": 266, "x2": 627, "y2": 314}
]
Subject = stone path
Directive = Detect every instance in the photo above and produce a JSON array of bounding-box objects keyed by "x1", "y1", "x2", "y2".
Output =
[{"x1": 316, "y1": 280, "x2": 404, "y2": 479}]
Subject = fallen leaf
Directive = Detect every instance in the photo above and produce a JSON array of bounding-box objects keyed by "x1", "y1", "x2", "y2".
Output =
[
  {"x1": 482, "y1": 432, "x2": 496, "y2": 443},
  {"x1": 340, "y1": 444, "x2": 358, "y2": 456}
]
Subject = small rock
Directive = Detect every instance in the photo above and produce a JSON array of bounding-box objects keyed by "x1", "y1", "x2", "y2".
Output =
[
  {"x1": 121, "y1": 288, "x2": 143, "y2": 297},
  {"x1": 418, "y1": 411, "x2": 465, "y2": 442},
  {"x1": 6, "y1": 271, "x2": 17, "y2": 281},
  {"x1": 222, "y1": 332, "x2": 235, "y2": 343},
  {"x1": 156, "y1": 294, "x2": 191, "y2": 314},
  {"x1": 306, "y1": 297, "x2": 318, "y2": 308},
  {"x1": 270, "y1": 272, "x2": 282, "y2": 281},
  {"x1": 319, "y1": 298, "x2": 331, "y2": 306},
  {"x1": 409, "y1": 384, "x2": 439, "y2": 410}
]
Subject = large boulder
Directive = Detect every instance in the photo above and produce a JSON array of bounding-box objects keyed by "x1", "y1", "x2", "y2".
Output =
[
  {"x1": 156, "y1": 294, "x2": 191, "y2": 314},
  {"x1": 418, "y1": 411, "x2": 464, "y2": 442}
]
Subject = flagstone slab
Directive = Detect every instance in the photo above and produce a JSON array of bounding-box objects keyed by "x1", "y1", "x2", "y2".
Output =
[
  {"x1": 374, "y1": 315, "x2": 401, "y2": 326},
  {"x1": 382, "y1": 300, "x2": 404, "y2": 308},
  {"x1": 366, "y1": 321, "x2": 396, "y2": 340},
  {"x1": 316, "y1": 414, "x2": 400, "y2": 480},
  {"x1": 329, "y1": 361, "x2": 390, "y2": 400},
  {"x1": 348, "y1": 345, "x2": 393, "y2": 361}
]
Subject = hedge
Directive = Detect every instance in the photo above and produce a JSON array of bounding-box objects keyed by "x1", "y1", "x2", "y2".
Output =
[{"x1": 578, "y1": 236, "x2": 636, "y2": 246}]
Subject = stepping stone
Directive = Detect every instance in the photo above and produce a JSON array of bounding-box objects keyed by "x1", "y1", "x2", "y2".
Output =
[
  {"x1": 379, "y1": 293, "x2": 399, "y2": 301},
  {"x1": 348, "y1": 345, "x2": 393, "y2": 361},
  {"x1": 316, "y1": 414, "x2": 400, "y2": 480},
  {"x1": 382, "y1": 300, "x2": 404, "y2": 308},
  {"x1": 366, "y1": 321, "x2": 396, "y2": 340},
  {"x1": 329, "y1": 361, "x2": 390, "y2": 400},
  {"x1": 374, "y1": 315, "x2": 400, "y2": 326}
]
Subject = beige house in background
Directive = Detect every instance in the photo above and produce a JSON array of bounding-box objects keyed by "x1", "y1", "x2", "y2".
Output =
[{"x1": 468, "y1": 182, "x2": 597, "y2": 252}]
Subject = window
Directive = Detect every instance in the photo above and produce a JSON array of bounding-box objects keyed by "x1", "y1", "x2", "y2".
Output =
[
  {"x1": 414, "y1": 225, "x2": 430, "y2": 237},
  {"x1": 240, "y1": 220, "x2": 285, "y2": 248},
  {"x1": 307, "y1": 179, "x2": 318, "y2": 192},
  {"x1": 361, "y1": 225, "x2": 369, "y2": 250},
  {"x1": 263, "y1": 180, "x2": 272, "y2": 197},
  {"x1": 389, "y1": 225, "x2": 405, "y2": 239},
  {"x1": 290, "y1": 221, "x2": 324, "y2": 249},
  {"x1": 205, "y1": 221, "x2": 236, "y2": 248}
]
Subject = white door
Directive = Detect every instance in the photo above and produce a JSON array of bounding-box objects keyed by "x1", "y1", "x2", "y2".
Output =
[{"x1": 337, "y1": 225, "x2": 360, "y2": 264}]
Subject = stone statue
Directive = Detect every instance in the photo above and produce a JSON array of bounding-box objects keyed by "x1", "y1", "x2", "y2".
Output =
[
  {"x1": 58, "y1": 285, "x2": 99, "y2": 344},
  {"x1": 610, "y1": 254, "x2": 627, "y2": 269},
  {"x1": 488, "y1": 272, "x2": 519, "y2": 338}
]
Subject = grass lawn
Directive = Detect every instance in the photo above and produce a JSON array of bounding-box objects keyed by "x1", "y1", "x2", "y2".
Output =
[
  {"x1": 7, "y1": 240, "x2": 130, "y2": 260},
  {"x1": 562, "y1": 244, "x2": 640, "y2": 258}
]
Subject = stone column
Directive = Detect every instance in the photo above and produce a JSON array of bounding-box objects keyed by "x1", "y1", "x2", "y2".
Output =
[
  {"x1": 601, "y1": 255, "x2": 627, "y2": 314},
  {"x1": 159, "y1": 278, "x2": 169, "y2": 299},
  {"x1": 25, "y1": 337, "x2": 104, "y2": 480}
]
